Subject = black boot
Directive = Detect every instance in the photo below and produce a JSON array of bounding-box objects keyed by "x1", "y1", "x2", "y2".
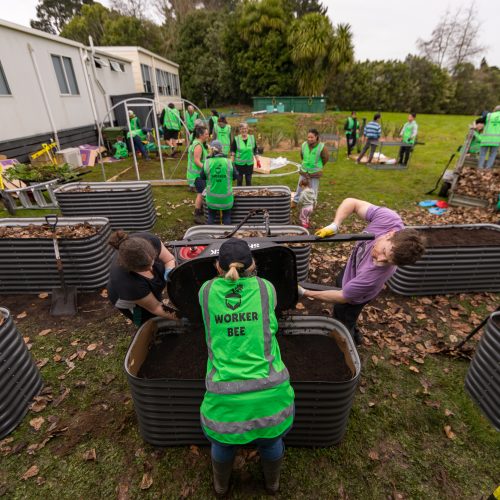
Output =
[
  {"x1": 211, "y1": 458, "x2": 233, "y2": 496},
  {"x1": 194, "y1": 208, "x2": 204, "y2": 225},
  {"x1": 261, "y1": 456, "x2": 283, "y2": 494}
]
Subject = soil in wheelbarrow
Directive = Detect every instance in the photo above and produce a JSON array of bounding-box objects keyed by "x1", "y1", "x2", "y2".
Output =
[
  {"x1": 0, "y1": 223, "x2": 99, "y2": 239},
  {"x1": 137, "y1": 327, "x2": 352, "y2": 382},
  {"x1": 234, "y1": 189, "x2": 285, "y2": 197},
  {"x1": 419, "y1": 227, "x2": 500, "y2": 248}
]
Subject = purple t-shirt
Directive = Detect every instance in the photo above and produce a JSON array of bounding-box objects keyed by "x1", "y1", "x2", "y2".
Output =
[{"x1": 342, "y1": 205, "x2": 404, "y2": 304}]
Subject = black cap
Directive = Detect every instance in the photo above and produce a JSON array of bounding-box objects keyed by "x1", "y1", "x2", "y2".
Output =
[{"x1": 218, "y1": 238, "x2": 253, "y2": 271}]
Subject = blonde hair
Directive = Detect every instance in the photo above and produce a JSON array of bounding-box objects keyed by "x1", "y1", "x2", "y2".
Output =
[{"x1": 223, "y1": 260, "x2": 257, "y2": 281}]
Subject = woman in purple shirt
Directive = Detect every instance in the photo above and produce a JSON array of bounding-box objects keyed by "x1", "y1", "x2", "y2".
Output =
[{"x1": 300, "y1": 198, "x2": 425, "y2": 345}]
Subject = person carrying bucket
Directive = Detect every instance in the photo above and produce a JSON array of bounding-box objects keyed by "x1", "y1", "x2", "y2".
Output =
[{"x1": 198, "y1": 238, "x2": 295, "y2": 495}]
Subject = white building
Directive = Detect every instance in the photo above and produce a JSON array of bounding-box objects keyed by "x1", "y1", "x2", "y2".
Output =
[
  {"x1": 96, "y1": 46, "x2": 181, "y2": 110},
  {"x1": 0, "y1": 20, "x2": 180, "y2": 162}
]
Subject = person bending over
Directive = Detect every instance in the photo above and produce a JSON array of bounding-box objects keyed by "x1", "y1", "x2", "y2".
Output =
[
  {"x1": 302, "y1": 198, "x2": 425, "y2": 344},
  {"x1": 107, "y1": 230, "x2": 176, "y2": 326}
]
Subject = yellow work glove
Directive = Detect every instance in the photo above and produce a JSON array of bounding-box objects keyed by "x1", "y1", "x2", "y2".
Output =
[{"x1": 315, "y1": 223, "x2": 339, "y2": 238}]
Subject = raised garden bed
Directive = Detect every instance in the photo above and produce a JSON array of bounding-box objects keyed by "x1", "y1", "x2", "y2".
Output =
[
  {"x1": 448, "y1": 166, "x2": 500, "y2": 209},
  {"x1": 203, "y1": 186, "x2": 291, "y2": 224},
  {"x1": 54, "y1": 181, "x2": 156, "y2": 231},
  {"x1": 125, "y1": 243, "x2": 360, "y2": 448},
  {"x1": 388, "y1": 224, "x2": 500, "y2": 295},
  {"x1": 465, "y1": 312, "x2": 500, "y2": 430},
  {"x1": 181, "y1": 225, "x2": 311, "y2": 281},
  {"x1": 0, "y1": 217, "x2": 113, "y2": 294},
  {"x1": 0, "y1": 307, "x2": 43, "y2": 439}
]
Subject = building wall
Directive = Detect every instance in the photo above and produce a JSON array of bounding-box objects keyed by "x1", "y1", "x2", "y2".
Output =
[{"x1": 0, "y1": 25, "x2": 95, "y2": 143}]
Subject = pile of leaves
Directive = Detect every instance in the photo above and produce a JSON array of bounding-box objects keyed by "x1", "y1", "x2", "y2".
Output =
[
  {"x1": 234, "y1": 189, "x2": 284, "y2": 197},
  {"x1": 0, "y1": 223, "x2": 99, "y2": 239},
  {"x1": 454, "y1": 166, "x2": 500, "y2": 206},
  {"x1": 3, "y1": 163, "x2": 81, "y2": 184}
]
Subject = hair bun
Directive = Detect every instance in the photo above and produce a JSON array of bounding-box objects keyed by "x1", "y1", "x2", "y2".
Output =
[{"x1": 108, "y1": 230, "x2": 128, "y2": 249}]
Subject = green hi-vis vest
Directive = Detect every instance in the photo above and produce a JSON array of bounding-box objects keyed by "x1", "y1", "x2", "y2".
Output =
[
  {"x1": 215, "y1": 124, "x2": 232, "y2": 155},
  {"x1": 187, "y1": 139, "x2": 207, "y2": 186},
  {"x1": 163, "y1": 107, "x2": 181, "y2": 131},
  {"x1": 301, "y1": 142, "x2": 324, "y2": 174},
  {"x1": 185, "y1": 111, "x2": 199, "y2": 131},
  {"x1": 482, "y1": 111, "x2": 500, "y2": 147},
  {"x1": 127, "y1": 117, "x2": 147, "y2": 140},
  {"x1": 234, "y1": 135, "x2": 255, "y2": 165},
  {"x1": 113, "y1": 141, "x2": 128, "y2": 159},
  {"x1": 469, "y1": 131, "x2": 482, "y2": 154},
  {"x1": 211, "y1": 116, "x2": 219, "y2": 129},
  {"x1": 203, "y1": 157, "x2": 234, "y2": 210},
  {"x1": 402, "y1": 121, "x2": 417, "y2": 144},
  {"x1": 345, "y1": 117, "x2": 358, "y2": 136},
  {"x1": 199, "y1": 276, "x2": 295, "y2": 445}
]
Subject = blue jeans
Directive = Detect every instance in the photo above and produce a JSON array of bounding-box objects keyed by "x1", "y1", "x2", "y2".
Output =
[
  {"x1": 132, "y1": 135, "x2": 149, "y2": 159},
  {"x1": 210, "y1": 437, "x2": 284, "y2": 463},
  {"x1": 207, "y1": 208, "x2": 231, "y2": 224},
  {"x1": 293, "y1": 175, "x2": 320, "y2": 203},
  {"x1": 478, "y1": 145, "x2": 498, "y2": 168}
]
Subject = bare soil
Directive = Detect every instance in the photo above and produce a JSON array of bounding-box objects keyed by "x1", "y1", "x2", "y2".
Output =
[
  {"x1": 419, "y1": 227, "x2": 500, "y2": 247},
  {"x1": 0, "y1": 223, "x2": 99, "y2": 239}
]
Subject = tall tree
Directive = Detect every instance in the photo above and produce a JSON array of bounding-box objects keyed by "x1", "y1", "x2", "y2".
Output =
[
  {"x1": 30, "y1": 0, "x2": 93, "y2": 34},
  {"x1": 110, "y1": 0, "x2": 150, "y2": 19},
  {"x1": 288, "y1": 14, "x2": 353, "y2": 95},
  {"x1": 285, "y1": 0, "x2": 326, "y2": 17},
  {"x1": 60, "y1": 2, "x2": 110, "y2": 45}
]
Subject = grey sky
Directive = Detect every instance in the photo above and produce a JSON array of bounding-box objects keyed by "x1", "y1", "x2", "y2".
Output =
[{"x1": 2, "y1": 0, "x2": 499, "y2": 66}]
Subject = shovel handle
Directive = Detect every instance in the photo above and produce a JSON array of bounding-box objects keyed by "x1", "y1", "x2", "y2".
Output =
[{"x1": 45, "y1": 214, "x2": 58, "y2": 232}]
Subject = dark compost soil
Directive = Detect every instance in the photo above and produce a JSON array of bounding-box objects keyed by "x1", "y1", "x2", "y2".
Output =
[
  {"x1": 137, "y1": 328, "x2": 352, "y2": 382},
  {"x1": 419, "y1": 227, "x2": 500, "y2": 247}
]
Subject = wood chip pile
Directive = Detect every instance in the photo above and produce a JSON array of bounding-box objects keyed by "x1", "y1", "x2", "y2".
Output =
[
  {"x1": 0, "y1": 223, "x2": 99, "y2": 239},
  {"x1": 454, "y1": 167, "x2": 500, "y2": 206},
  {"x1": 234, "y1": 189, "x2": 283, "y2": 197}
]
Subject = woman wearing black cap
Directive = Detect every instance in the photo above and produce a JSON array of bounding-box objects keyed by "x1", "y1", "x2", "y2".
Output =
[
  {"x1": 106, "y1": 230, "x2": 176, "y2": 326},
  {"x1": 198, "y1": 238, "x2": 294, "y2": 495}
]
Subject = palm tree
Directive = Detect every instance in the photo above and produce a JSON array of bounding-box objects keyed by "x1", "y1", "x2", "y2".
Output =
[{"x1": 288, "y1": 13, "x2": 353, "y2": 95}]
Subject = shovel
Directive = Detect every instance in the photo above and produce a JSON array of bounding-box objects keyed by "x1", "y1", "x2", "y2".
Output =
[{"x1": 45, "y1": 215, "x2": 78, "y2": 316}]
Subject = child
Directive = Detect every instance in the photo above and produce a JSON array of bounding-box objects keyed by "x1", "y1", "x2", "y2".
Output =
[
  {"x1": 112, "y1": 137, "x2": 128, "y2": 159},
  {"x1": 298, "y1": 177, "x2": 316, "y2": 229}
]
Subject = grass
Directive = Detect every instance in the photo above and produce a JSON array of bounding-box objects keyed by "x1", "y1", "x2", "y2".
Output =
[{"x1": 1, "y1": 110, "x2": 499, "y2": 499}]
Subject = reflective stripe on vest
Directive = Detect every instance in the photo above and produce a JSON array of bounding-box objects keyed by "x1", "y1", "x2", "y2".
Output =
[
  {"x1": 203, "y1": 157, "x2": 234, "y2": 210},
  {"x1": 187, "y1": 140, "x2": 206, "y2": 183},
  {"x1": 235, "y1": 135, "x2": 255, "y2": 164},
  {"x1": 200, "y1": 402, "x2": 294, "y2": 435},
  {"x1": 201, "y1": 278, "x2": 289, "y2": 395},
  {"x1": 301, "y1": 142, "x2": 324, "y2": 174},
  {"x1": 214, "y1": 124, "x2": 231, "y2": 154},
  {"x1": 163, "y1": 107, "x2": 180, "y2": 130},
  {"x1": 481, "y1": 111, "x2": 500, "y2": 147}
]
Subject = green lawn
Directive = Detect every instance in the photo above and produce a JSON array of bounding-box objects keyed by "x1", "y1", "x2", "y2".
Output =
[{"x1": 1, "y1": 111, "x2": 499, "y2": 499}]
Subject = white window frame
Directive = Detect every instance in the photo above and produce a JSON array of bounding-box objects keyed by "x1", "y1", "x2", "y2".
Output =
[
  {"x1": 109, "y1": 60, "x2": 123, "y2": 72},
  {"x1": 141, "y1": 63, "x2": 152, "y2": 93},
  {"x1": 51, "y1": 54, "x2": 79, "y2": 96},
  {"x1": 0, "y1": 61, "x2": 11, "y2": 96}
]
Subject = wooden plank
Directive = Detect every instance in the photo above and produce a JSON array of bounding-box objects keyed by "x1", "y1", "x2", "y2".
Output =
[
  {"x1": 148, "y1": 179, "x2": 188, "y2": 186},
  {"x1": 107, "y1": 167, "x2": 132, "y2": 181}
]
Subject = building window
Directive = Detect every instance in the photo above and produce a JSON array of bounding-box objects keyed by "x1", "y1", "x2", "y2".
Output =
[
  {"x1": 140, "y1": 63, "x2": 152, "y2": 93},
  {"x1": 94, "y1": 56, "x2": 109, "y2": 69},
  {"x1": 0, "y1": 61, "x2": 11, "y2": 95},
  {"x1": 173, "y1": 73, "x2": 180, "y2": 96},
  {"x1": 51, "y1": 55, "x2": 79, "y2": 95},
  {"x1": 109, "y1": 60, "x2": 124, "y2": 72}
]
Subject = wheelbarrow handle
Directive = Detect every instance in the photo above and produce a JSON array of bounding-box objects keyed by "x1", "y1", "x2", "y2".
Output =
[{"x1": 45, "y1": 214, "x2": 58, "y2": 232}]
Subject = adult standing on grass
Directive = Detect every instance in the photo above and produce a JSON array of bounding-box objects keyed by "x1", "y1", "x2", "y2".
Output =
[
  {"x1": 198, "y1": 238, "x2": 294, "y2": 495},
  {"x1": 161, "y1": 103, "x2": 181, "y2": 157},
  {"x1": 301, "y1": 198, "x2": 425, "y2": 344},
  {"x1": 107, "y1": 230, "x2": 176, "y2": 326},
  {"x1": 213, "y1": 115, "x2": 232, "y2": 156},
  {"x1": 209, "y1": 109, "x2": 219, "y2": 137},
  {"x1": 344, "y1": 111, "x2": 360, "y2": 157},
  {"x1": 398, "y1": 113, "x2": 418, "y2": 166},
  {"x1": 184, "y1": 105, "x2": 199, "y2": 137},
  {"x1": 199, "y1": 140, "x2": 238, "y2": 224},
  {"x1": 187, "y1": 125, "x2": 209, "y2": 224},
  {"x1": 230, "y1": 122, "x2": 259, "y2": 186},
  {"x1": 357, "y1": 113, "x2": 382, "y2": 164},
  {"x1": 292, "y1": 128, "x2": 329, "y2": 207},
  {"x1": 478, "y1": 105, "x2": 500, "y2": 168}
]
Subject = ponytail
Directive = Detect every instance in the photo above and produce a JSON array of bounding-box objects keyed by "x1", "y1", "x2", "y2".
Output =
[
  {"x1": 108, "y1": 229, "x2": 128, "y2": 250},
  {"x1": 225, "y1": 262, "x2": 244, "y2": 281}
]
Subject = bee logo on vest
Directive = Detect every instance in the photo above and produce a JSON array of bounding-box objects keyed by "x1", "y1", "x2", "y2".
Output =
[{"x1": 225, "y1": 285, "x2": 243, "y2": 310}]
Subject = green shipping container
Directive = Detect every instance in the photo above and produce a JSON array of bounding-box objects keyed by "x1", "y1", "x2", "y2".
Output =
[{"x1": 252, "y1": 96, "x2": 326, "y2": 113}]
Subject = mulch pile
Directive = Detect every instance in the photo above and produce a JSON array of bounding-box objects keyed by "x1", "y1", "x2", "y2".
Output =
[
  {"x1": 454, "y1": 166, "x2": 500, "y2": 206},
  {"x1": 0, "y1": 223, "x2": 99, "y2": 239},
  {"x1": 235, "y1": 189, "x2": 284, "y2": 197}
]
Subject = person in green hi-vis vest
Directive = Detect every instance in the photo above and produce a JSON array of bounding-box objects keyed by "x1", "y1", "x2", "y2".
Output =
[
  {"x1": 478, "y1": 105, "x2": 500, "y2": 168},
  {"x1": 209, "y1": 109, "x2": 219, "y2": 137},
  {"x1": 126, "y1": 111, "x2": 150, "y2": 160},
  {"x1": 344, "y1": 111, "x2": 360, "y2": 157},
  {"x1": 187, "y1": 125, "x2": 209, "y2": 224},
  {"x1": 199, "y1": 140, "x2": 238, "y2": 225},
  {"x1": 469, "y1": 122, "x2": 484, "y2": 154},
  {"x1": 198, "y1": 238, "x2": 294, "y2": 495},
  {"x1": 292, "y1": 128, "x2": 329, "y2": 206},
  {"x1": 213, "y1": 115, "x2": 232, "y2": 156},
  {"x1": 231, "y1": 122, "x2": 259, "y2": 186},
  {"x1": 398, "y1": 113, "x2": 418, "y2": 166},
  {"x1": 184, "y1": 105, "x2": 199, "y2": 136},
  {"x1": 161, "y1": 103, "x2": 181, "y2": 157}
]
